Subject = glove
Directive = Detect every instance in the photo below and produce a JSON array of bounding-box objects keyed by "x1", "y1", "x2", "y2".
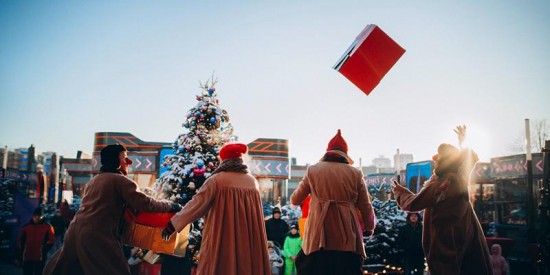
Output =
[
  {"x1": 162, "y1": 221, "x2": 176, "y2": 241},
  {"x1": 170, "y1": 203, "x2": 182, "y2": 213}
]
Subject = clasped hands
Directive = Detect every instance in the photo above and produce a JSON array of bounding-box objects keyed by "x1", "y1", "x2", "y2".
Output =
[
  {"x1": 161, "y1": 202, "x2": 182, "y2": 241},
  {"x1": 161, "y1": 221, "x2": 176, "y2": 241}
]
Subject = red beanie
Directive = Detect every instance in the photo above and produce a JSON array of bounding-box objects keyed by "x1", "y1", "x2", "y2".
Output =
[
  {"x1": 326, "y1": 129, "x2": 348, "y2": 153},
  {"x1": 219, "y1": 143, "x2": 248, "y2": 161}
]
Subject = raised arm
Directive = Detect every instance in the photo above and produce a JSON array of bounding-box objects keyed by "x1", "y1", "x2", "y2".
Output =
[
  {"x1": 454, "y1": 125, "x2": 467, "y2": 149},
  {"x1": 170, "y1": 176, "x2": 217, "y2": 233},
  {"x1": 117, "y1": 176, "x2": 172, "y2": 212},
  {"x1": 392, "y1": 177, "x2": 443, "y2": 212}
]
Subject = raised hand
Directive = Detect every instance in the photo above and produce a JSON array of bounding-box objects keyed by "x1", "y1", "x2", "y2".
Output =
[{"x1": 454, "y1": 125, "x2": 467, "y2": 148}]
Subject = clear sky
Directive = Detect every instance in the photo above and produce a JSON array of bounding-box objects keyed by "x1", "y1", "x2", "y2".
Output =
[{"x1": 1, "y1": 1, "x2": 549, "y2": 165}]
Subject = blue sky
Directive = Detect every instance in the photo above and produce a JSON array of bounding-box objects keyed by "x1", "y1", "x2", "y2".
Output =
[{"x1": 1, "y1": 1, "x2": 549, "y2": 165}]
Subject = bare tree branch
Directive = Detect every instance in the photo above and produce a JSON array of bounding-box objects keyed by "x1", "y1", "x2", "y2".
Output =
[{"x1": 534, "y1": 119, "x2": 549, "y2": 152}]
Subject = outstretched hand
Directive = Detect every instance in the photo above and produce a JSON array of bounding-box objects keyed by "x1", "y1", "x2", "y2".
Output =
[{"x1": 454, "y1": 125, "x2": 467, "y2": 148}]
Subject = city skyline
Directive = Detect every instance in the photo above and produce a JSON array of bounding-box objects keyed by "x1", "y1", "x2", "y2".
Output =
[{"x1": 1, "y1": 1, "x2": 549, "y2": 165}]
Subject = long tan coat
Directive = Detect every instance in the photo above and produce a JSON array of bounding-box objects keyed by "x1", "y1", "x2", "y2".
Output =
[
  {"x1": 393, "y1": 176, "x2": 493, "y2": 275},
  {"x1": 43, "y1": 173, "x2": 172, "y2": 275},
  {"x1": 290, "y1": 161, "x2": 375, "y2": 257},
  {"x1": 170, "y1": 172, "x2": 270, "y2": 275}
]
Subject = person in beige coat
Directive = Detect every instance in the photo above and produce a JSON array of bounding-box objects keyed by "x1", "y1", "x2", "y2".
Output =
[
  {"x1": 43, "y1": 144, "x2": 179, "y2": 275},
  {"x1": 290, "y1": 129, "x2": 376, "y2": 275},
  {"x1": 391, "y1": 126, "x2": 493, "y2": 275},
  {"x1": 161, "y1": 143, "x2": 270, "y2": 275}
]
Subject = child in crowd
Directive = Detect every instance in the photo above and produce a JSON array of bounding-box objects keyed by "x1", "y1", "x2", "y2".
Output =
[
  {"x1": 268, "y1": 241, "x2": 284, "y2": 275},
  {"x1": 490, "y1": 244, "x2": 508, "y2": 275},
  {"x1": 127, "y1": 247, "x2": 145, "y2": 275},
  {"x1": 283, "y1": 225, "x2": 302, "y2": 275}
]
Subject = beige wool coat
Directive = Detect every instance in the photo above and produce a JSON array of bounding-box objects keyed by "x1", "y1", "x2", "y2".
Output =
[
  {"x1": 290, "y1": 160, "x2": 375, "y2": 258},
  {"x1": 43, "y1": 173, "x2": 172, "y2": 275},
  {"x1": 393, "y1": 176, "x2": 493, "y2": 275},
  {"x1": 170, "y1": 171, "x2": 270, "y2": 275}
]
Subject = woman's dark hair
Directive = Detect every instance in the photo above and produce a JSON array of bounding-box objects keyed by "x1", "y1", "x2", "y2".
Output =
[
  {"x1": 434, "y1": 144, "x2": 479, "y2": 182},
  {"x1": 100, "y1": 144, "x2": 127, "y2": 174}
]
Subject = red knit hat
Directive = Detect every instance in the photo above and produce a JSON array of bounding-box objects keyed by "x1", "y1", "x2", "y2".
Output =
[
  {"x1": 219, "y1": 143, "x2": 248, "y2": 161},
  {"x1": 326, "y1": 129, "x2": 348, "y2": 153}
]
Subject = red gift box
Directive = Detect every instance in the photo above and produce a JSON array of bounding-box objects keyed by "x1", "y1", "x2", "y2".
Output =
[{"x1": 122, "y1": 211, "x2": 190, "y2": 256}]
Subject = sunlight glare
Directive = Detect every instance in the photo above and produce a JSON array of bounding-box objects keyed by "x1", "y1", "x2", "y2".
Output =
[{"x1": 462, "y1": 127, "x2": 492, "y2": 162}]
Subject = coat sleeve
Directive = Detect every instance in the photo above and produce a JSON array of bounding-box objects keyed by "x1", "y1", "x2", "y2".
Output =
[
  {"x1": 116, "y1": 176, "x2": 172, "y2": 212},
  {"x1": 170, "y1": 176, "x2": 217, "y2": 233},
  {"x1": 393, "y1": 179, "x2": 441, "y2": 212},
  {"x1": 290, "y1": 168, "x2": 311, "y2": 206},
  {"x1": 356, "y1": 172, "x2": 375, "y2": 232}
]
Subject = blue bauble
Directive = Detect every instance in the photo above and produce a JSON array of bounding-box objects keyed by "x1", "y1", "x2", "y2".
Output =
[
  {"x1": 210, "y1": 117, "x2": 216, "y2": 124},
  {"x1": 182, "y1": 193, "x2": 187, "y2": 199},
  {"x1": 208, "y1": 88, "x2": 214, "y2": 95},
  {"x1": 197, "y1": 159, "x2": 205, "y2": 168}
]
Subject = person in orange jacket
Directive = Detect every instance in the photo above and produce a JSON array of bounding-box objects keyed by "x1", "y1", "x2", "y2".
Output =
[{"x1": 17, "y1": 207, "x2": 55, "y2": 275}]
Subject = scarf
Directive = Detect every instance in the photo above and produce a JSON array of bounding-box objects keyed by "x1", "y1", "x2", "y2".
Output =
[
  {"x1": 288, "y1": 232, "x2": 300, "y2": 238},
  {"x1": 212, "y1": 158, "x2": 249, "y2": 175},
  {"x1": 321, "y1": 152, "x2": 350, "y2": 164}
]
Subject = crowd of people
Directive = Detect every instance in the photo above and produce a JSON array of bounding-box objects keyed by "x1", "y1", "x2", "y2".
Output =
[{"x1": 15, "y1": 125, "x2": 513, "y2": 275}]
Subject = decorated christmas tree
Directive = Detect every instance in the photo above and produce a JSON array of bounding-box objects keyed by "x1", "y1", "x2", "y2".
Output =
[
  {"x1": 153, "y1": 77, "x2": 235, "y2": 204},
  {"x1": 150, "y1": 77, "x2": 235, "y2": 261}
]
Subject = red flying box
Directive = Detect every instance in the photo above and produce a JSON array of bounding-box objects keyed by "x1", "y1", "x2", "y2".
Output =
[{"x1": 334, "y1": 24, "x2": 405, "y2": 96}]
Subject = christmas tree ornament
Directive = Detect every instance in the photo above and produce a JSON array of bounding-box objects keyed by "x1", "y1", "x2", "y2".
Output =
[{"x1": 193, "y1": 168, "x2": 205, "y2": 177}]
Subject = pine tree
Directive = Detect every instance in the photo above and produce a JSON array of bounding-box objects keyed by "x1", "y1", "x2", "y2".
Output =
[
  {"x1": 152, "y1": 78, "x2": 235, "y2": 261},
  {"x1": 154, "y1": 77, "x2": 235, "y2": 204},
  {"x1": 363, "y1": 184, "x2": 407, "y2": 274}
]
